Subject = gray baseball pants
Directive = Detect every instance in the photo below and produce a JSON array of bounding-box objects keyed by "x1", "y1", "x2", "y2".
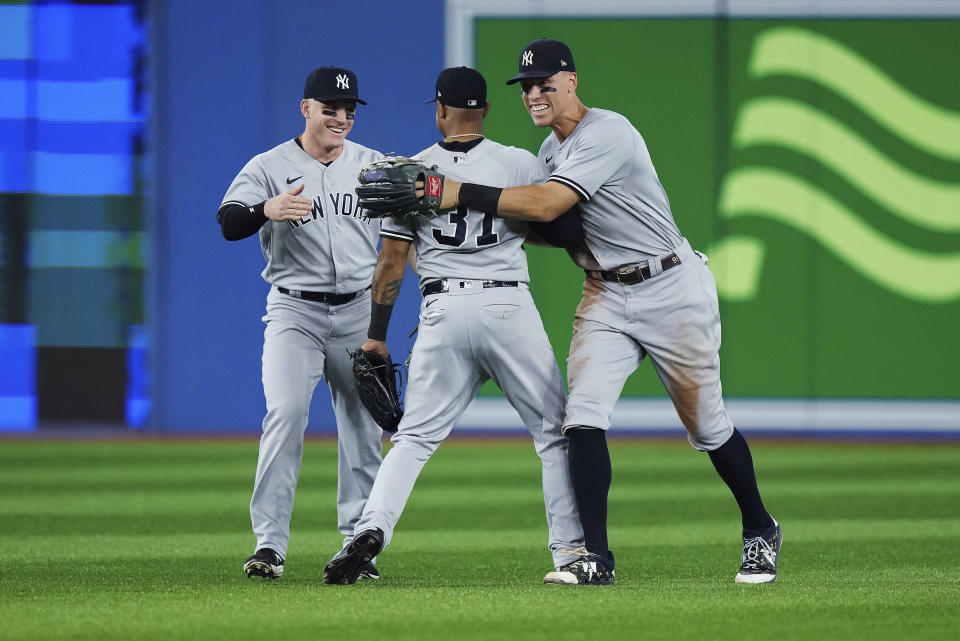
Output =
[
  {"x1": 250, "y1": 286, "x2": 383, "y2": 558},
  {"x1": 352, "y1": 282, "x2": 585, "y2": 569},
  {"x1": 563, "y1": 238, "x2": 735, "y2": 450}
]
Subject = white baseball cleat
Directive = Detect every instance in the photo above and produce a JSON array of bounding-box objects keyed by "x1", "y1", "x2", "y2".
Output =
[{"x1": 544, "y1": 547, "x2": 615, "y2": 585}]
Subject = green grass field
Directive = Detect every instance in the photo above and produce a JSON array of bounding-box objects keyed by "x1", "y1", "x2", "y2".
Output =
[{"x1": 1, "y1": 437, "x2": 958, "y2": 641}]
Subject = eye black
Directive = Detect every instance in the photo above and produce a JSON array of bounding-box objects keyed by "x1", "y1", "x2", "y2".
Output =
[
  {"x1": 520, "y1": 80, "x2": 549, "y2": 94},
  {"x1": 322, "y1": 109, "x2": 356, "y2": 120}
]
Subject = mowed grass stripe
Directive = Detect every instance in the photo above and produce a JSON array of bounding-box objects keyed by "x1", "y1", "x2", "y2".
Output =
[
  {"x1": 6, "y1": 489, "x2": 958, "y2": 528},
  {"x1": 7, "y1": 492, "x2": 956, "y2": 536},
  {"x1": 5, "y1": 516, "x2": 960, "y2": 563},
  {"x1": 4, "y1": 440, "x2": 957, "y2": 480},
  {"x1": 7, "y1": 474, "x2": 960, "y2": 516}
]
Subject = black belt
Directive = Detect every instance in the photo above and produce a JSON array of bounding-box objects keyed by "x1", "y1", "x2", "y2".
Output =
[
  {"x1": 421, "y1": 279, "x2": 519, "y2": 296},
  {"x1": 277, "y1": 285, "x2": 369, "y2": 305},
  {"x1": 586, "y1": 252, "x2": 681, "y2": 285}
]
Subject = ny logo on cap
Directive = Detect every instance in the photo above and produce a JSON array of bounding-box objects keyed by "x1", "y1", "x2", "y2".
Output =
[
  {"x1": 336, "y1": 74, "x2": 349, "y2": 89},
  {"x1": 522, "y1": 50, "x2": 533, "y2": 66}
]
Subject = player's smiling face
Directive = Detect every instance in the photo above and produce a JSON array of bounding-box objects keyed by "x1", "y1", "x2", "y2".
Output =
[
  {"x1": 305, "y1": 99, "x2": 356, "y2": 149},
  {"x1": 520, "y1": 73, "x2": 574, "y2": 126}
]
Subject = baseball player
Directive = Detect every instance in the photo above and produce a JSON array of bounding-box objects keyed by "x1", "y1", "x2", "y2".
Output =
[
  {"x1": 424, "y1": 39, "x2": 781, "y2": 585},
  {"x1": 322, "y1": 67, "x2": 586, "y2": 585},
  {"x1": 218, "y1": 66, "x2": 385, "y2": 580}
]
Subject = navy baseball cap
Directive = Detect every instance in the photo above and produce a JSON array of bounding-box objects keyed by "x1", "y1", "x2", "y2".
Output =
[
  {"x1": 427, "y1": 66, "x2": 487, "y2": 108},
  {"x1": 303, "y1": 66, "x2": 367, "y2": 105},
  {"x1": 506, "y1": 38, "x2": 576, "y2": 85}
]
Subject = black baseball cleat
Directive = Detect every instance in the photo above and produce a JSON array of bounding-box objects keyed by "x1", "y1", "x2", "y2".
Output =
[
  {"x1": 358, "y1": 561, "x2": 380, "y2": 580},
  {"x1": 244, "y1": 547, "x2": 284, "y2": 579},
  {"x1": 543, "y1": 547, "x2": 615, "y2": 585},
  {"x1": 735, "y1": 518, "x2": 782, "y2": 584},
  {"x1": 323, "y1": 528, "x2": 385, "y2": 585}
]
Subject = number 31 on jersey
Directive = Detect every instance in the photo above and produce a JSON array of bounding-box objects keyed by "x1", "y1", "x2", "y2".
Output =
[{"x1": 432, "y1": 206, "x2": 499, "y2": 248}]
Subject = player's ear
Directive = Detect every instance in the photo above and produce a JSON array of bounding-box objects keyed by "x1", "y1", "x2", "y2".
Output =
[
  {"x1": 568, "y1": 72, "x2": 578, "y2": 92},
  {"x1": 300, "y1": 99, "x2": 311, "y2": 118},
  {"x1": 482, "y1": 103, "x2": 490, "y2": 118}
]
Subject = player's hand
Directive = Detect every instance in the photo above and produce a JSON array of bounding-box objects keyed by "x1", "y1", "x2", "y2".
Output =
[
  {"x1": 360, "y1": 339, "x2": 390, "y2": 360},
  {"x1": 416, "y1": 178, "x2": 461, "y2": 210},
  {"x1": 264, "y1": 184, "x2": 314, "y2": 222}
]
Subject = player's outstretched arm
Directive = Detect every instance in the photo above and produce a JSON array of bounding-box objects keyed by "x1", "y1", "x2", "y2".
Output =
[
  {"x1": 434, "y1": 179, "x2": 579, "y2": 223},
  {"x1": 362, "y1": 237, "x2": 411, "y2": 358},
  {"x1": 499, "y1": 182, "x2": 580, "y2": 222}
]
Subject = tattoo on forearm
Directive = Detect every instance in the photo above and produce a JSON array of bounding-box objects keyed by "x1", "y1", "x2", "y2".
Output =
[{"x1": 372, "y1": 278, "x2": 403, "y2": 305}]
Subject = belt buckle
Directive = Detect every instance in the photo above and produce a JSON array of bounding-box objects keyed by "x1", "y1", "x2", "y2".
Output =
[{"x1": 616, "y1": 266, "x2": 640, "y2": 285}]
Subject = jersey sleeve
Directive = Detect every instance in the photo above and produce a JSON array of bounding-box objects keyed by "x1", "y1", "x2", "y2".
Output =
[
  {"x1": 380, "y1": 214, "x2": 415, "y2": 242},
  {"x1": 378, "y1": 144, "x2": 433, "y2": 241},
  {"x1": 512, "y1": 148, "x2": 548, "y2": 187},
  {"x1": 549, "y1": 117, "x2": 632, "y2": 201},
  {"x1": 221, "y1": 155, "x2": 269, "y2": 207}
]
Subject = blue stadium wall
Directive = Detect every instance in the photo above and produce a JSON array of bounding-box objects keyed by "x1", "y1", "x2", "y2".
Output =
[{"x1": 151, "y1": 0, "x2": 446, "y2": 432}]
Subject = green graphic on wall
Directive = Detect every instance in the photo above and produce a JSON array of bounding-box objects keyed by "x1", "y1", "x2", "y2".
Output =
[
  {"x1": 474, "y1": 18, "x2": 960, "y2": 400},
  {"x1": 709, "y1": 27, "x2": 960, "y2": 303}
]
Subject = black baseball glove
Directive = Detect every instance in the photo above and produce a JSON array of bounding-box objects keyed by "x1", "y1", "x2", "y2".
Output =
[
  {"x1": 356, "y1": 156, "x2": 445, "y2": 217},
  {"x1": 350, "y1": 348, "x2": 404, "y2": 433}
]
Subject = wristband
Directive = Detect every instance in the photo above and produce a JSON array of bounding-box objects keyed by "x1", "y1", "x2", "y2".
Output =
[
  {"x1": 458, "y1": 183, "x2": 503, "y2": 214},
  {"x1": 367, "y1": 301, "x2": 394, "y2": 341}
]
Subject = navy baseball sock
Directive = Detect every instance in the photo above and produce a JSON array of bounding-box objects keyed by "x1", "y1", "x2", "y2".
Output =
[
  {"x1": 567, "y1": 427, "x2": 612, "y2": 561},
  {"x1": 708, "y1": 428, "x2": 773, "y2": 532}
]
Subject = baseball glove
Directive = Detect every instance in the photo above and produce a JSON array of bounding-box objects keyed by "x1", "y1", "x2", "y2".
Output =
[
  {"x1": 356, "y1": 156, "x2": 445, "y2": 217},
  {"x1": 350, "y1": 348, "x2": 404, "y2": 433}
]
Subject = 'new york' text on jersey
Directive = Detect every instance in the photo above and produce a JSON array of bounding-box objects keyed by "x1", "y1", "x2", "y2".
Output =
[{"x1": 220, "y1": 139, "x2": 383, "y2": 292}]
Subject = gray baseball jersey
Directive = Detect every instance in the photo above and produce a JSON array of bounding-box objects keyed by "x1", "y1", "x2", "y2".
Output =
[
  {"x1": 221, "y1": 138, "x2": 385, "y2": 560},
  {"x1": 221, "y1": 138, "x2": 382, "y2": 292},
  {"x1": 354, "y1": 138, "x2": 585, "y2": 569},
  {"x1": 542, "y1": 109, "x2": 734, "y2": 450},
  {"x1": 380, "y1": 139, "x2": 542, "y2": 284},
  {"x1": 541, "y1": 108, "x2": 684, "y2": 270}
]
